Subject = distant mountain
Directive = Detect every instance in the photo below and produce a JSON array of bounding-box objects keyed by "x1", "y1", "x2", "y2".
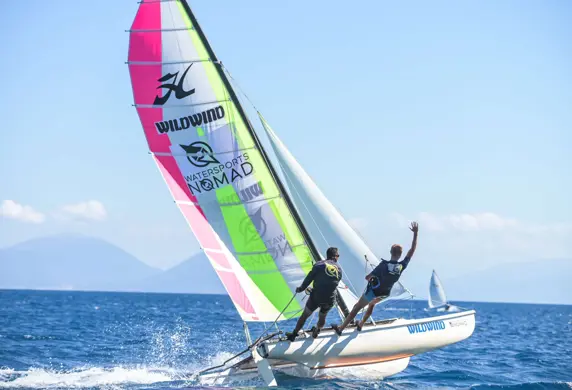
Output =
[
  {"x1": 0, "y1": 235, "x2": 160, "y2": 291},
  {"x1": 0, "y1": 235, "x2": 225, "y2": 295},
  {"x1": 2, "y1": 235, "x2": 569, "y2": 304},
  {"x1": 439, "y1": 259, "x2": 572, "y2": 305},
  {"x1": 138, "y1": 253, "x2": 225, "y2": 294}
]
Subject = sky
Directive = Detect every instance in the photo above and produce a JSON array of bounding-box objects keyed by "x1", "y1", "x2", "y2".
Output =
[{"x1": 1, "y1": 1, "x2": 571, "y2": 281}]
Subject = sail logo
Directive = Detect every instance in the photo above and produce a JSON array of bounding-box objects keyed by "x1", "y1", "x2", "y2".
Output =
[
  {"x1": 155, "y1": 106, "x2": 226, "y2": 134},
  {"x1": 407, "y1": 320, "x2": 445, "y2": 334},
  {"x1": 239, "y1": 182, "x2": 263, "y2": 202},
  {"x1": 238, "y1": 206, "x2": 293, "y2": 258},
  {"x1": 180, "y1": 142, "x2": 220, "y2": 168},
  {"x1": 448, "y1": 319, "x2": 468, "y2": 328},
  {"x1": 183, "y1": 148, "x2": 253, "y2": 195},
  {"x1": 268, "y1": 235, "x2": 292, "y2": 258},
  {"x1": 217, "y1": 181, "x2": 264, "y2": 205},
  {"x1": 153, "y1": 63, "x2": 195, "y2": 105},
  {"x1": 240, "y1": 207, "x2": 267, "y2": 244}
]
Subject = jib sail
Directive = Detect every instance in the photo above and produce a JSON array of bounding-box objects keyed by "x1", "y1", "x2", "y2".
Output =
[{"x1": 258, "y1": 113, "x2": 410, "y2": 304}]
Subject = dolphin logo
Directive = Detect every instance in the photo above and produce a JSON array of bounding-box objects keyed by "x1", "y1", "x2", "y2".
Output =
[
  {"x1": 180, "y1": 141, "x2": 220, "y2": 167},
  {"x1": 240, "y1": 207, "x2": 267, "y2": 245},
  {"x1": 249, "y1": 207, "x2": 266, "y2": 235}
]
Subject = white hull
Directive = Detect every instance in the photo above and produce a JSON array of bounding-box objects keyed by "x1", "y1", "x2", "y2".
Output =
[
  {"x1": 198, "y1": 310, "x2": 475, "y2": 386},
  {"x1": 199, "y1": 356, "x2": 411, "y2": 386},
  {"x1": 261, "y1": 310, "x2": 476, "y2": 369}
]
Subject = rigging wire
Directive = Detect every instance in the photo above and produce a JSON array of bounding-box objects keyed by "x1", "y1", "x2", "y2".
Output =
[
  {"x1": 223, "y1": 53, "x2": 419, "y2": 331},
  {"x1": 225, "y1": 66, "x2": 360, "y2": 321},
  {"x1": 194, "y1": 292, "x2": 305, "y2": 378},
  {"x1": 226, "y1": 66, "x2": 416, "y2": 320}
]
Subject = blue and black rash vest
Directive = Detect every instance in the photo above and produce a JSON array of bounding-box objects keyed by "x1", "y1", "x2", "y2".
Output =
[
  {"x1": 299, "y1": 259, "x2": 343, "y2": 304},
  {"x1": 368, "y1": 256, "x2": 411, "y2": 296}
]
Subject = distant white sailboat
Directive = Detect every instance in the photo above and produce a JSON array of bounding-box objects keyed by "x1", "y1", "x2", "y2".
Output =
[{"x1": 427, "y1": 270, "x2": 460, "y2": 312}]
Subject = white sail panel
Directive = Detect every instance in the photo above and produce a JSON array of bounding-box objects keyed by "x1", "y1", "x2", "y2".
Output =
[
  {"x1": 258, "y1": 113, "x2": 410, "y2": 301},
  {"x1": 428, "y1": 270, "x2": 448, "y2": 309}
]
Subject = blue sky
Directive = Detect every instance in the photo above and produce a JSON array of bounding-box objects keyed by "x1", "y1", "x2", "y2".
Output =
[{"x1": 1, "y1": 0, "x2": 570, "y2": 278}]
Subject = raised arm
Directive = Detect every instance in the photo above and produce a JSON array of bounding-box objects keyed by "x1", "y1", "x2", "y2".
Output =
[{"x1": 405, "y1": 221, "x2": 419, "y2": 259}]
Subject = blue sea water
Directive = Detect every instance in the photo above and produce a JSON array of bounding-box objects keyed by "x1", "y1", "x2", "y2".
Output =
[{"x1": 0, "y1": 290, "x2": 570, "y2": 389}]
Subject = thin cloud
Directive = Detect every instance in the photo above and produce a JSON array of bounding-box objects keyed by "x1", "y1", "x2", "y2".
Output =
[
  {"x1": 0, "y1": 200, "x2": 46, "y2": 224},
  {"x1": 58, "y1": 200, "x2": 108, "y2": 222},
  {"x1": 390, "y1": 211, "x2": 572, "y2": 259}
]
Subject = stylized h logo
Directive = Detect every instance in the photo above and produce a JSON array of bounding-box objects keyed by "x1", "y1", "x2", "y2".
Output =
[{"x1": 153, "y1": 63, "x2": 195, "y2": 105}]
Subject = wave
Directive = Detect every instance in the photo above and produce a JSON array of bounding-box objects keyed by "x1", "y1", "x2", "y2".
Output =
[
  {"x1": 0, "y1": 350, "x2": 254, "y2": 389},
  {"x1": 1, "y1": 365, "x2": 570, "y2": 389},
  {"x1": 0, "y1": 366, "x2": 182, "y2": 389},
  {"x1": 471, "y1": 381, "x2": 572, "y2": 390}
]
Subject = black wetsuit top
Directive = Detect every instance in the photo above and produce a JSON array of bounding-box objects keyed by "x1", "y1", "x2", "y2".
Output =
[
  {"x1": 368, "y1": 256, "x2": 411, "y2": 296},
  {"x1": 299, "y1": 259, "x2": 342, "y2": 304}
]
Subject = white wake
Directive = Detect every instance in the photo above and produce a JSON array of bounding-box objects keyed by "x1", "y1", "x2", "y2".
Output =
[{"x1": 0, "y1": 366, "x2": 182, "y2": 389}]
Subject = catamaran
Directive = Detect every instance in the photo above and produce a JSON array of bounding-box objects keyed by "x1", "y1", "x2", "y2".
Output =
[
  {"x1": 426, "y1": 270, "x2": 460, "y2": 312},
  {"x1": 126, "y1": 0, "x2": 476, "y2": 386}
]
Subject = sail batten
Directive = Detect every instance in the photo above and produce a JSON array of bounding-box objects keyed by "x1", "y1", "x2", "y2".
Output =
[
  {"x1": 128, "y1": 27, "x2": 195, "y2": 32},
  {"x1": 152, "y1": 147, "x2": 258, "y2": 157},
  {"x1": 128, "y1": 59, "x2": 218, "y2": 65}
]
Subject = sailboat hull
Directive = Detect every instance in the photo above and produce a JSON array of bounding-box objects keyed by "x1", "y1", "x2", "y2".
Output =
[
  {"x1": 261, "y1": 310, "x2": 476, "y2": 369},
  {"x1": 198, "y1": 356, "x2": 410, "y2": 385}
]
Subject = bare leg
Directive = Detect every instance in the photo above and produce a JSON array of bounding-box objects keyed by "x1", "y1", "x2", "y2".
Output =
[
  {"x1": 291, "y1": 307, "x2": 313, "y2": 335},
  {"x1": 339, "y1": 296, "x2": 370, "y2": 331},
  {"x1": 316, "y1": 310, "x2": 327, "y2": 330},
  {"x1": 358, "y1": 298, "x2": 380, "y2": 328}
]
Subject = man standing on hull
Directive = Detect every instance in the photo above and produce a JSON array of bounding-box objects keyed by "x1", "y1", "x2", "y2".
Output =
[
  {"x1": 333, "y1": 222, "x2": 419, "y2": 335},
  {"x1": 286, "y1": 247, "x2": 343, "y2": 341}
]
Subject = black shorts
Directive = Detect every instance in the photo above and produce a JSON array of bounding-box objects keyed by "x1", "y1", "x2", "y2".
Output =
[{"x1": 305, "y1": 295, "x2": 334, "y2": 314}]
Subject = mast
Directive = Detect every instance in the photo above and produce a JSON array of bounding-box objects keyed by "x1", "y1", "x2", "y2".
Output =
[
  {"x1": 178, "y1": 0, "x2": 349, "y2": 316},
  {"x1": 177, "y1": 1, "x2": 318, "y2": 261}
]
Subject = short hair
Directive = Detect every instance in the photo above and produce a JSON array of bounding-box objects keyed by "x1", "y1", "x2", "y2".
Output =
[
  {"x1": 326, "y1": 247, "x2": 339, "y2": 259},
  {"x1": 390, "y1": 244, "x2": 403, "y2": 256}
]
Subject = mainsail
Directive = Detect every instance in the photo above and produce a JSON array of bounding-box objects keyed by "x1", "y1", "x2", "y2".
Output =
[
  {"x1": 428, "y1": 270, "x2": 448, "y2": 309},
  {"x1": 258, "y1": 113, "x2": 410, "y2": 304},
  {"x1": 127, "y1": 0, "x2": 328, "y2": 322}
]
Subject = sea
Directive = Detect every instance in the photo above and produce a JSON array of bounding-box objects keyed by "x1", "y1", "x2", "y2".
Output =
[{"x1": 0, "y1": 290, "x2": 570, "y2": 390}]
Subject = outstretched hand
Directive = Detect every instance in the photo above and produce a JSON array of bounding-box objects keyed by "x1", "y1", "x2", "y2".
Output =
[
  {"x1": 410, "y1": 221, "x2": 419, "y2": 233},
  {"x1": 295, "y1": 286, "x2": 303, "y2": 293}
]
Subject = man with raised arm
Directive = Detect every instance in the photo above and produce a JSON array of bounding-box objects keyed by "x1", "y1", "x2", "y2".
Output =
[
  {"x1": 332, "y1": 222, "x2": 419, "y2": 335},
  {"x1": 285, "y1": 247, "x2": 343, "y2": 341}
]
